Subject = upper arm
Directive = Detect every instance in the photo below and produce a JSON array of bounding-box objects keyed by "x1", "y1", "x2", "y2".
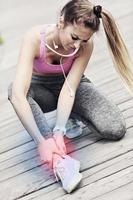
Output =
[
  {"x1": 12, "y1": 29, "x2": 39, "y2": 98},
  {"x1": 62, "y1": 39, "x2": 94, "y2": 93}
]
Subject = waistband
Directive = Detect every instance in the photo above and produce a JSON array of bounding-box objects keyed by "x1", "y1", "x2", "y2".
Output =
[
  {"x1": 32, "y1": 74, "x2": 66, "y2": 82},
  {"x1": 31, "y1": 74, "x2": 90, "y2": 85}
]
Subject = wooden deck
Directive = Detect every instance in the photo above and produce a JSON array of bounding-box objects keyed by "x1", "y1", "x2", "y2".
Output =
[{"x1": 0, "y1": 0, "x2": 133, "y2": 199}]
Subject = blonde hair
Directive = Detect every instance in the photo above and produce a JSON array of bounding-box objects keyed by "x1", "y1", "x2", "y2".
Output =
[
  {"x1": 101, "y1": 9, "x2": 133, "y2": 95},
  {"x1": 61, "y1": 0, "x2": 133, "y2": 95}
]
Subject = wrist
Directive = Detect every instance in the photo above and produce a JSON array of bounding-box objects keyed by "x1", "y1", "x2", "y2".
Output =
[
  {"x1": 53, "y1": 126, "x2": 66, "y2": 136},
  {"x1": 35, "y1": 134, "x2": 45, "y2": 145},
  {"x1": 38, "y1": 137, "x2": 46, "y2": 145}
]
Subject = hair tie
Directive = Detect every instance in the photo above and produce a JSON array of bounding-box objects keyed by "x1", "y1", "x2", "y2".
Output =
[{"x1": 93, "y1": 5, "x2": 102, "y2": 18}]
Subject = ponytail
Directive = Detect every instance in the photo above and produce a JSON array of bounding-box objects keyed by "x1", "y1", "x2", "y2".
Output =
[
  {"x1": 60, "y1": 1, "x2": 133, "y2": 94},
  {"x1": 101, "y1": 9, "x2": 133, "y2": 95}
]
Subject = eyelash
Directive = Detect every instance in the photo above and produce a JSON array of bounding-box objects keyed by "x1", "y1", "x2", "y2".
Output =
[
  {"x1": 71, "y1": 35, "x2": 78, "y2": 41},
  {"x1": 83, "y1": 40, "x2": 88, "y2": 43},
  {"x1": 71, "y1": 35, "x2": 88, "y2": 43}
]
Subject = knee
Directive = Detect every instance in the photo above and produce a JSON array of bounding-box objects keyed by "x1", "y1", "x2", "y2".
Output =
[
  {"x1": 99, "y1": 120, "x2": 126, "y2": 141},
  {"x1": 107, "y1": 125, "x2": 126, "y2": 141}
]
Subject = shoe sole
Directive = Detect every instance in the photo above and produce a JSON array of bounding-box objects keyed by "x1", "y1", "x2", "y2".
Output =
[
  {"x1": 64, "y1": 173, "x2": 83, "y2": 193},
  {"x1": 76, "y1": 160, "x2": 81, "y2": 171}
]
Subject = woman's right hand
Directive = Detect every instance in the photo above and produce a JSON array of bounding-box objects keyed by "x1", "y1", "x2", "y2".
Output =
[{"x1": 38, "y1": 137, "x2": 63, "y2": 168}]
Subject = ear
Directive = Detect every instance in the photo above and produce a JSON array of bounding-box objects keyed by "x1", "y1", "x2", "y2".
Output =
[{"x1": 58, "y1": 16, "x2": 65, "y2": 29}]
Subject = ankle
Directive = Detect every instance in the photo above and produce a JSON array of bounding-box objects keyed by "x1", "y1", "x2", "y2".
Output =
[{"x1": 53, "y1": 153, "x2": 63, "y2": 168}]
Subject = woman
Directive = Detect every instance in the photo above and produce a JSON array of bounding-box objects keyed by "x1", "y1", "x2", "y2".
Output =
[{"x1": 8, "y1": 0, "x2": 133, "y2": 193}]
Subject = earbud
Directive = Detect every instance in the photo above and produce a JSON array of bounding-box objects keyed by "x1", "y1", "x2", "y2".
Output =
[
  {"x1": 74, "y1": 41, "x2": 81, "y2": 49},
  {"x1": 53, "y1": 40, "x2": 58, "y2": 49},
  {"x1": 54, "y1": 44, "x2": 59, "y2": 49},
  {"x1": 45, "y1": 43, "x2": 79, "y2": 57}
]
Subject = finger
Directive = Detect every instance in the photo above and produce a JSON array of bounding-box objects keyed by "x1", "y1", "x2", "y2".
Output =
[
  {"x1": 48, "y1": 156, "x2": 53, "y2": 169},
  {"x1": 60, "y1": 146, "x2": 66, "y2": 154},
  {"x1": 46, "y1": 153, "x2": 53, "y2": 166},
  {"x1": 44, "y1": 160, "x2": 49, "y2": 165},
  {"x1": 63, "y1": 146, "x2": 67, "y2": 154},
  {"x1": 55, "y1": 143, "x2": 65, "y2": 154},
  {"x1": 58, "y1": 146, "x2": 66, "y2": 156},
  {"x1": 39, "y1": 154, "x2": 46, "y2": 162},
  {"x1": 54, "y1": 149, "x2": 64, "y2": 158},
  {"x1": 59, "y1": 144, "x2": 67, "y2": 155}
]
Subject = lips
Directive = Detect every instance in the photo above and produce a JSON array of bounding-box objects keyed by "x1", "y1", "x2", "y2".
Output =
[
  {"x1": 64, "y1": 46, "x2": 71, "y2": 50},
  {"x1": 64, "y1": 44, "x2": 75, "y2": 51},
  {"x1": 68, "y1": 45, "x2": 75, "y2": 50}
]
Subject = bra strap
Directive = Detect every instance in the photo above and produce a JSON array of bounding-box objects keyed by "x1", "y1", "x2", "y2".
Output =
[{"x1": 39, "y1": 26, "x2": 46, "y2": 59}]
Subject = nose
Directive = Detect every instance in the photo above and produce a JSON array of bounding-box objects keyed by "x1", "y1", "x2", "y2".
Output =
[{"x1": 73, "y1": 40, "x2": 81, "y2": 48}]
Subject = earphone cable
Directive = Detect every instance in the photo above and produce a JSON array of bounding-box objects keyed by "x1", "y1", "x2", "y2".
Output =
[{"x1": 60, "y1": 57, "x2": 74, "y2": 97}]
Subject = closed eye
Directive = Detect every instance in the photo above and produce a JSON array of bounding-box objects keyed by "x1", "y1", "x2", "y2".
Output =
[
  {"x1": 71, "y1": 34, "x2": 88, "y2": 43},
  {"x1": 71, "y1": 35, "x2": 79, "y2": 41},
  {"x1": 83, "y1": 40, "x2": 88, "y2": 43}
]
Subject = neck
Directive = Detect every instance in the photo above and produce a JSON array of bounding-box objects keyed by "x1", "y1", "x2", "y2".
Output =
[
  {"x1": 46, "y1": 24, "x2": 78, "y2": 56},
  {"x1": 52, "y1": 25, "x2": 61, "y2": 49}
]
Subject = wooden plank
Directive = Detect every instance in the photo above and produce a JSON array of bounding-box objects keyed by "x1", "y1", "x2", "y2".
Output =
[
  {"x1": 0, "y1": 127, "x2": 93, "y2": 172},
  {"x1": 125, "y1": 116, "x2": 133, "y2": 129},
  {"x1": 0, "y1": 91, "x2": 132, "y2": 161},
  {"x1": 0, "y1": 114, "x2": 132, "y2": 178},
  {"x1": 0, "y1": 0, "x2": 133, "y2": 200},
  {"x1": 0, "y1": 10, "x2": 132, "y2": 82},
  {"x1": 54, "y1": 167, "x2": 133, "y2": 200},
  {"x1": 0, "y1": 101, "x2": 133, "y2": 155},
  {"x1": 89, "y1": 182, "x2": 133, "y2": 200},
  {"x1": 1, "y1": 127, "x2": 133, "y2": 200},
  {"x1": 19, "y1": 150, "x2": 133, "y2": 200},
  {"x1": 0, "y1": 100, "x2": 131, "y2": 148},
  {"x1": 0, "y1": 74, "x2": 132, "y2": 119}
]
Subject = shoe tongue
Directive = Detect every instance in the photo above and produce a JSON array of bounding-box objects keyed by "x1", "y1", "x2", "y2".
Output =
[
  {"x1": 57, "y1": 158, "x2": 66, "y2": 167},
  {"x1": 56, "y1": 155, "x2": 74, "y2": 168}
]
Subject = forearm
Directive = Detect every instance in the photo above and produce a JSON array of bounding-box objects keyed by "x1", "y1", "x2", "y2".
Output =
[
  {"x1": 11, "y1": 96, "x2": 45, "y2": 145},
  {"x1": 54, "y1": 88, "x2": 75, "y2": 131}
]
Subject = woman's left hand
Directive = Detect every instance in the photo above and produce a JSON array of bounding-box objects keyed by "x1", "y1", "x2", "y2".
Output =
[{"x1": 53, "y1": 132, "x2": 67, "y2": 156}]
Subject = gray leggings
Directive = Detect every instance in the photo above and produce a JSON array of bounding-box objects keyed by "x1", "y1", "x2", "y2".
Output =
[{"x1": 8, "y1": 74, "x2": 126, "y2": 141}]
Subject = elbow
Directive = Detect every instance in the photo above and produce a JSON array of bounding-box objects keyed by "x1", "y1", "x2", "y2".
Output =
[
  {"x1": 8, "y1": 89, "x2": 25, "y2": 105},
  {"x1": 9, "y1": 94, "x2": 19, "y2": 104},
  {"x1": 9, "y1": 94, "x2": 25, "y2": 105}
]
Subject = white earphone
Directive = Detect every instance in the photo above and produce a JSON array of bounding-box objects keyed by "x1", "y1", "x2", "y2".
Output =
[
  {"x1": 53, "y1": 40, "x2": 59, "y2": 49},
  {"x1": 45, "y1": 43, "x2": 79, "y2": 57},
  {"x1": 45, "y1": 43, "x2": 79, "y2": 97}
]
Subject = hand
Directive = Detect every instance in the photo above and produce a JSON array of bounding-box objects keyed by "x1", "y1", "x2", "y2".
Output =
[
  {"x1": 38, "y1": 138, "x2": 63, "y2": 168},
  {"x1": 53, "y1": 132, "x2": 67, "y2": 156}
]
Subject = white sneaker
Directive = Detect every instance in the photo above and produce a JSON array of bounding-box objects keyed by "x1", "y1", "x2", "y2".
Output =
[{"x1": 53, "y1": 155, "x2": 82, "y2": 193}]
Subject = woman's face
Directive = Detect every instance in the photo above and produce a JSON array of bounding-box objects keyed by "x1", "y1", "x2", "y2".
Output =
[{"x1": 58, "y1": 21, "x2": 94, "y2": 51}]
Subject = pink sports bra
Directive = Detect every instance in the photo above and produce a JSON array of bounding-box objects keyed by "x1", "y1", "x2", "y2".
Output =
[{"x1": 33, "y1": 24, "x2": 76, "y2": 74}]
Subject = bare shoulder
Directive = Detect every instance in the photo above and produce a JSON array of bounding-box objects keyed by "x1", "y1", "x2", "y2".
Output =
[{"x1": 22, "y1": 25, "x2": 45, "y2": 57}]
